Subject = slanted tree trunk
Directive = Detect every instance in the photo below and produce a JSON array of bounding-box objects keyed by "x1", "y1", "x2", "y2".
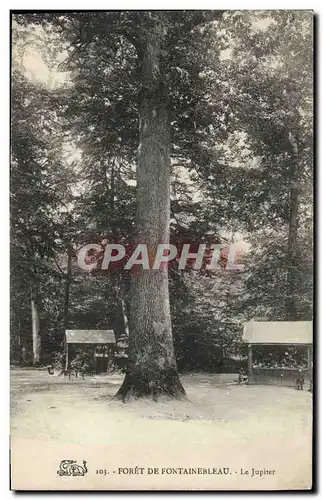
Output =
[
  {"x1": 31, "y1": 283, "x2": 41, "y2": 365},
  {"x1": 116, "y1": 16, "x2": 186, "y2": 400},
  {"x1": 286, "y1": 132, "x2": 300, "y2": 320}
]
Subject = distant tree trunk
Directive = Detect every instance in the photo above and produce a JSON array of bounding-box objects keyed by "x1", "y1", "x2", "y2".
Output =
[
  {"x1": 286, "y1": 132, "x2": 300, "y2": 320},
  {"x1": 17, "y1": 313, "x2": 28, "y2": 365},
  {"x1": 109, "y1": 275, "x2": 129, "y2": 340},
  {"x1": 120, "y1": 297, "x2": 129, "y2": 336},
  {"x1": 31, "y1": 283, "x2": 41, "y2": 365},
  {"x1": 104, "y1": 162, "x2": 130, "y2": 340},
  {"x1": 115, "y1": 293, "x2": 130, "y2": 340},
  {"x1": 64, "y1": 246, "x2": 72, "y2": 370},
  {"x1": 17, "y1": 306, "x2": 30, "y2": 365},
  {"x1": 116, "y1": 16, "x2": 186, "y2": 400},
  {"x1": 63, "y1": 245, "x2": 73, "y2": 331}
]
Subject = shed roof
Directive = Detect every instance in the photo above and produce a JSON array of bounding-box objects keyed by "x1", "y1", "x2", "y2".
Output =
[
  {"x1": 65, "y1": 330, "x2": 115, "y2": 344},
  {"x1": 243, "y1": 321, "x2": 312, "y2": 345}
]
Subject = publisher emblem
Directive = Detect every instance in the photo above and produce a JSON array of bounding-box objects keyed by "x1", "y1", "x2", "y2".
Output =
[{"x1": 57, "y1": 460, "x2": 88, "y2": 476}]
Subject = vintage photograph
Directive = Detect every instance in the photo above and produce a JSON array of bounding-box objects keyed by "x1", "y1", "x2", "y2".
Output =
[{"x1": 10, "y1": 10, "x2": 313, "y2": 490}]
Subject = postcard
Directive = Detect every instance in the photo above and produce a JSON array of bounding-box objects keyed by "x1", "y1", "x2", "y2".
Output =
[{"x1": 10, "y1": 9, "x2": 313, "y2": 491}]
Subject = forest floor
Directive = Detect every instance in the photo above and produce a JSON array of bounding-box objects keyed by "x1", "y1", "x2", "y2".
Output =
[{"x1": 10, "y1": 368, "x2": 312, "y2": 490}]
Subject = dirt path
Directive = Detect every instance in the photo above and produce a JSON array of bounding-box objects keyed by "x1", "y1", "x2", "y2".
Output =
[{"x1": 10, "y1": 369, "x2": 312, "y2": 490}]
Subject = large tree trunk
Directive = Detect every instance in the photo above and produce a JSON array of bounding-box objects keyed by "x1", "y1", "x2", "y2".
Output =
[
  {"x1": 31, "y1": 283, "x2": 41, "y2": 365},
  {"x1": 286, "y1": 132, "x2": 300, "y2": 320},
  {"x1": 116, "y1": 16, "x2": 186, "y2": 400}
]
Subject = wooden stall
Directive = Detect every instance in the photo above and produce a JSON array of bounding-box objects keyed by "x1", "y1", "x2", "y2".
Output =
[
  {"x1": 65, "y1": 329, "x2": 116, "y2": 374},
  {"x1": 243, "y1": 321, "x2": 313, "y2": 387}
]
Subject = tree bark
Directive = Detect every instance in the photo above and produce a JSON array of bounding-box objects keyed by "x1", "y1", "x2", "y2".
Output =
[
  {"x1": 116, "y1": 16, "x2": 186, "y2": 400},
  {"x1": 286, "y1": 132, "x2": 300, "y2": 320},
  {"x1": 31, "y1": 283, "x2": 41, "y2": 365}
]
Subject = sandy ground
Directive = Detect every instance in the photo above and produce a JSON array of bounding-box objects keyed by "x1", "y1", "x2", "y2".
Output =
[{"x1": 10, "y1": 368, "x2": 312, "y2": 491}]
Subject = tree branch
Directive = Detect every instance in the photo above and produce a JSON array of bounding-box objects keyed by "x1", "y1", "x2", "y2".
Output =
[{"x1": 53, "y1": 255, "x2": 67, "y2": 277}]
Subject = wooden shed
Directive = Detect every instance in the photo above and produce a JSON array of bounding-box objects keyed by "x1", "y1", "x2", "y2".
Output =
[
  {"x1": 243, "y1": 321, "x2": 313, "y2": 387},
  {"x1": 65, "y1": 330, "x2": 116, "y2": 374}
]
